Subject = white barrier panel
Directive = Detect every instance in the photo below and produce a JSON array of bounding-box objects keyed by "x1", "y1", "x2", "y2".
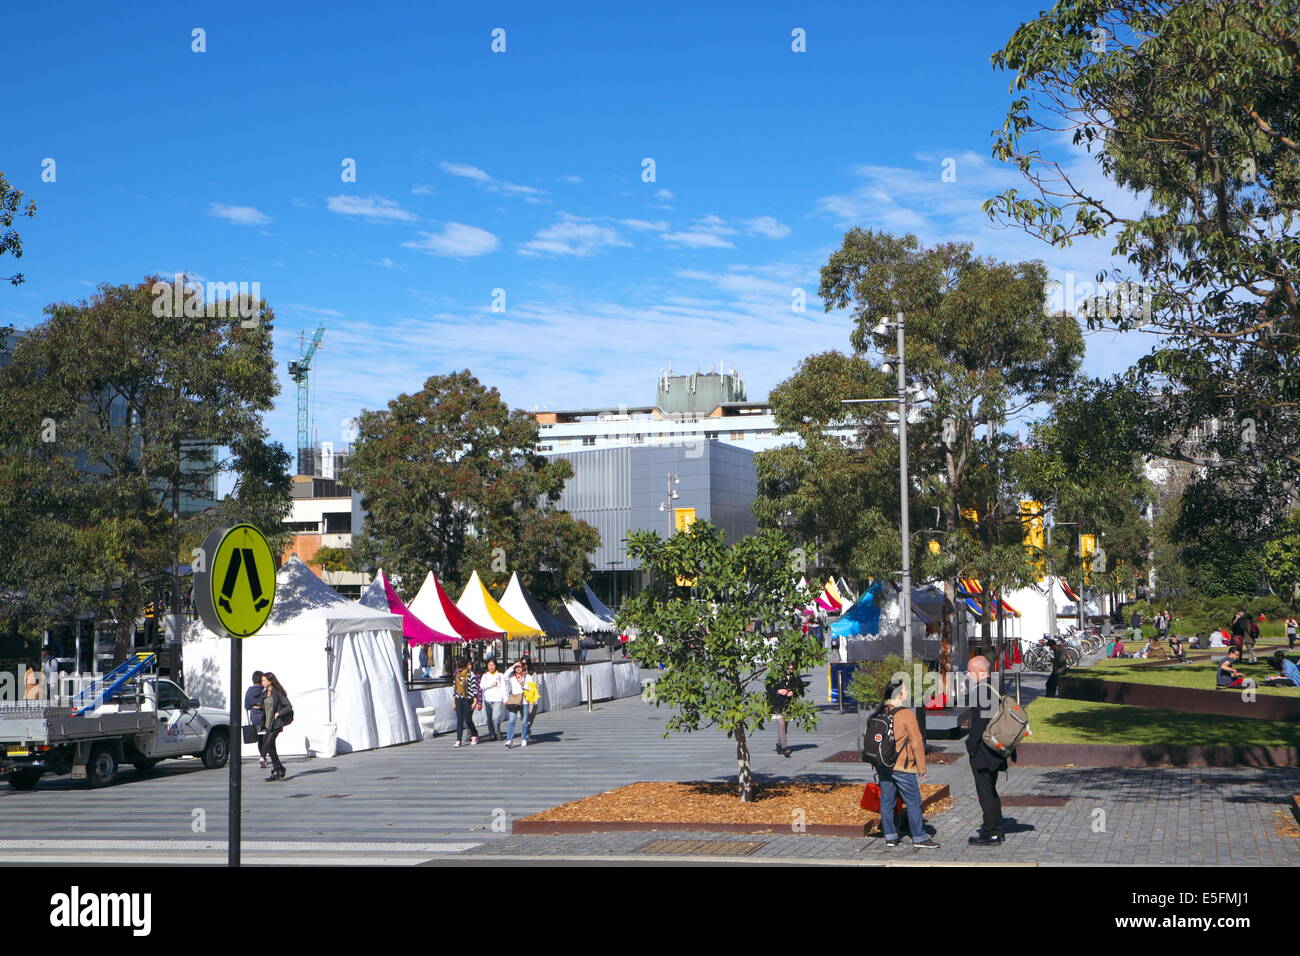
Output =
[
  {"x1": 581, "y1": 662, "x2": 615, "y2": 702},
  {"x1": 539, "y1": 669, "x2": 581, "y2": 712},
  {"x1": 611, "y1": 660, "x2": 643, "y2": 698}
]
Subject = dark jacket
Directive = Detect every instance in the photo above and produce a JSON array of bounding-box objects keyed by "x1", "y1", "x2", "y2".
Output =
[
  {"x1": 766, "y1": 673, "x2": 804, "y2": 715},
  {"x1": 244, "y1": 685, "x2": 265, "y2": 727},
  {"x1": 263, "y1": 687, "x2": 291, "y2": 732},
  {"x1": 966, "y1": 682, "x2": 1014, "y2": 772},
  {"x1": 1050, "y1": 644, "x2": 1070, "y2": 677}
]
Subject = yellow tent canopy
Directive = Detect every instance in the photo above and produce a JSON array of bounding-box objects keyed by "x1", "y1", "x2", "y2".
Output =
[{"x1": 456, "y1": 570, "x2": 544, "y2": 639}]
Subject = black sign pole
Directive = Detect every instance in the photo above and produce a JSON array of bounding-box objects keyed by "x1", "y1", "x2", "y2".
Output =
[{"x1": 229, "y1": 634, "x2": 241, "y2": 868}]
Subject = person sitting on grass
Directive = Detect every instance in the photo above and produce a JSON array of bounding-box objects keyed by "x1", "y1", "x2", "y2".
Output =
[
  {"x1": 1109, "y1": 635, "x2": 1128, "y2": 659},
  {"x1": 1144, "y1": 636, "x2": 1168, "y2": 660},
  {"x1": 1168, "y1": 634, "x2": 1186, "y2": 662},
  {"x1": 1217, "y1": 647, "x2": 1252, "y2": 689},
  {"x1": 1265, "y1": 650, "x2": 1300, "y2": 688}
]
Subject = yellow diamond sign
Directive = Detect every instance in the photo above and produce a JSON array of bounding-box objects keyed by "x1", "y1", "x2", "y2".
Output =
[{"x1": 195, "y1": 524, "x2": 277, "y2": 638}]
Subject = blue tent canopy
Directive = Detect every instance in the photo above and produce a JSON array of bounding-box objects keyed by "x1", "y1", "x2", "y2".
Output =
[{"x1": 829, "y1": 581, "x2": 884, "y2": 637}]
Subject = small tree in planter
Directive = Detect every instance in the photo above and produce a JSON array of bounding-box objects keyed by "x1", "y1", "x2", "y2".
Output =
[
  {"x1": 846, "y1": 654, "x2": 910, "y2": 711},
  {"x1": 621, "y1": 521, "x2": 825, "y2": 802}
]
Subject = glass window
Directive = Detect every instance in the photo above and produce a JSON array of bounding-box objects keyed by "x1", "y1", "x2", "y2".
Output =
[{"x1": 156, "y1": 681, "x2": 185, "y2": 710}]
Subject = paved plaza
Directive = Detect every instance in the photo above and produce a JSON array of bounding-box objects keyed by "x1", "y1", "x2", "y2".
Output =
[{"x1": 2, "y1": 666, "x2": 1297, "y2": 866}]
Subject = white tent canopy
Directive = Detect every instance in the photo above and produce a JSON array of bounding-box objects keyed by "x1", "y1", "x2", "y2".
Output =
[
  {"x1": 583, "y1": 584, "x2": 617, "y2": 624},
  {"x1": 498, "y1": 573, "x2": 544, "y2": 632},
  {"x1": 183, "y1": 556, "x2": 421, "y2": 757},
  {"x1": 564, "y1": 596, "x2": 612, "y2": 633}
]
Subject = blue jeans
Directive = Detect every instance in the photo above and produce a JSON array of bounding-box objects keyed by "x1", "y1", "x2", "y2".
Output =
[
  {"x1": 454, "y1": 697, "x2": 478, "y2": 742},
  {"x1": 505, "y1": 703, "x2": 530, "y2": 743},
  {"x1": 482, "y1": 701, "x2": 502, "y2": 738},
  {"x1": 878, "y1": 768, "x2": 926, "y2": 842}
]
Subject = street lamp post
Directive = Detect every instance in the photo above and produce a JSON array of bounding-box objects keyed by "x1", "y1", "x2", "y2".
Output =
[
  {"x1": 843, "y1": 312, "x2": 918, "y2": 665},
  {"x1": 659, "y1": 473, "x2": 680, "y2": 535}
]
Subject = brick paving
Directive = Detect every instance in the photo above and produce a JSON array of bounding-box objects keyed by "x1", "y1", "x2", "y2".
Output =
[{"x1": 3, "y1": 664, "x2": 1296, "y2": 865}]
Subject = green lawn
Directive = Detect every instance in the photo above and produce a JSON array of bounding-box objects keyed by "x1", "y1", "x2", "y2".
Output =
[
  {"x1": 1076, "y1": 647, "x2": 1300, "y2": 697},
  {"x1": 1024, "y1": 697, "x2": 1300, "y2": 748}
]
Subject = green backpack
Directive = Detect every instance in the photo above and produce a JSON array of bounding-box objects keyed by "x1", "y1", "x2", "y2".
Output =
[{"x1": 981, "y1": 694, "x2": 1030, "y2": 756}]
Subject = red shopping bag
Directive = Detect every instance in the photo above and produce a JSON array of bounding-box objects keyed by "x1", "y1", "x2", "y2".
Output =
[{"x1": 860, "y1": 783, "x2": 905, "y2": 814}]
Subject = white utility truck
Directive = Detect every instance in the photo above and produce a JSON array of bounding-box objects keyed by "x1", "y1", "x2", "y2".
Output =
[{"x1": 0, "y1": 652, "x2": 231, "y2": 790}]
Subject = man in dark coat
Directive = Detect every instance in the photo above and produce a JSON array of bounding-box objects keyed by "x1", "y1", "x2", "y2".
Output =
[
  {"x1": 1044, "y1": 639, "x2": 1069, "y2": 698},
  {"x1": 965, "y1": 655, "x2": 1013, "y2": 846}
]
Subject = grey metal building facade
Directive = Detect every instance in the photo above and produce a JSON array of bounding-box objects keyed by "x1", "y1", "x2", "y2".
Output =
[{"x1": 551, "y1": 441, "x2": 758, "y2": 576}]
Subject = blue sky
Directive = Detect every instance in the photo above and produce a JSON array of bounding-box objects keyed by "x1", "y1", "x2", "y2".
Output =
[{"x1": 4, "y1": 0, "x2": 1151, "y2": 458}]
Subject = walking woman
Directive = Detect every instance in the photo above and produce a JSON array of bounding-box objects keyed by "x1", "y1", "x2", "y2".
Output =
[
  {"x1": 260, "y1": 672, "x2": 291, "y2": 781},
  {"x1": 1288, "y1": 615, "x2": 1299, "y2": 650},
  {"x1": 245, "y1": 670, "x2": 268, "y2": 769},
  {"x1": 876, "y1": 681, "x2": 940, "y2": 849},
  {"x1": 479, "y1": 658, "x2": 507, "y2": 742},
  {"x1": 452, "y1": 657, "x2": 480, "y2": 747},
  {"x1": 505, "y1": 660, "x2": 537, "y2": 749}
]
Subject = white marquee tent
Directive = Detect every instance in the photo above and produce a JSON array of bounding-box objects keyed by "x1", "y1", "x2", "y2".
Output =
[{"x1": 183, "y1": 556, "x2": 421, "y2": 757}]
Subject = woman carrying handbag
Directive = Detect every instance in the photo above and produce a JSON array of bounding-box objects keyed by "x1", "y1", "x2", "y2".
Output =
[
  {"x1": 504, "y1": 660, "x2": 536, "y2": 749},
  {"x1": 260, "y1": 672, "x2": 293, "y2": 781}
]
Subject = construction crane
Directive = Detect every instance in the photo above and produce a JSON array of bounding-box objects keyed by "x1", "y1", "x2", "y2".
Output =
[{"x1": 288, "y1": 323, "x2": 325, "y2": 459}]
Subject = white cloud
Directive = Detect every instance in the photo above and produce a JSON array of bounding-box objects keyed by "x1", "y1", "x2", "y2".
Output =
[
  {"x1": 411, "y1": 184, "x2": 435, "y2": 196},
  {"x1": 369, "y1": 257, "x2": 402, "y2": 269},
  {"x1": 519, "y1": 216, "x2": 630, "y2": 257},
  {"x1": 283, "y1": 304, "x2": 345, "y2": 317},
  {"x1": 655, "y1": 189, "x2": 675, "y2": 201},
  {"x1": 402, "y1": 223, "x2": 500, "y2": 258},
  {"x1": 744, "y1": 216, "x2": 791, "y2": 239},
  {"x1": 441, "y1": 161, "x2": 547, "y2": 201},
  {"x1": 325, "y1": 195, "x2": 418, "y2": 221},
  {"x1": 209, "y1": 204, "x2": 270, "y2": 226},
  {"x1": 559, "y1": 175, "x2": 583, "y2": 183},
  {"x1": 619, "y1": 218, "x2": 670, "y2": 232},
  {"x1": 661, "y1": 230, "x2": 734, "y2": 249},
  {"x1": 440, "y1": 162, "x2": 492, "y2": 182}
]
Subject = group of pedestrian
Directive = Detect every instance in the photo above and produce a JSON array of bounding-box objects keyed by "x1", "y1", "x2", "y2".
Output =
[
  {"x1": 244, "y1": 670, "x2": 292, "y2": 781},
  {"x1": 450, "y1": 656, "x2": 539, "y2": 749},
  {"x1": 865, "y1": 655, "x2": 1013, "y2": 850}
]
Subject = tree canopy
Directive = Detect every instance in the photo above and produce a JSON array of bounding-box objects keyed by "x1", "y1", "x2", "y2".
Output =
[{"x1": 344, "y1": 370, "x2": 598, "y2": 603}]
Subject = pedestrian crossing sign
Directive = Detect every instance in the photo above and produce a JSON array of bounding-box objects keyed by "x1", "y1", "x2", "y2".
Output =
[{"x1": 195, "y1": 524, "x2": 277, "y2": 638}]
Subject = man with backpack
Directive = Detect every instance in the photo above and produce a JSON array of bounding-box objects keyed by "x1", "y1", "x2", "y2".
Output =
[
  {"x1": 862, "y1": 680, "x2": 940, "y2": 849},
  {"x1": 965, "y1": 655, "x2": 1026, "y2": 847}
]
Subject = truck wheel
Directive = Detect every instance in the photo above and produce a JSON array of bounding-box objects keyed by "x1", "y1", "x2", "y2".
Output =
[
  {"x1": 132, "y1": 758, "x2": 159, "y2": 772},
  {"x1": 201, "y1": 729, "x2": 229, "y2": 769},
  {"x1": 87, "y1": 744, "x2": 118, "y2": 788},
  {"x1": 7, "y1": 769, "x2": 41, "y2": 790}
]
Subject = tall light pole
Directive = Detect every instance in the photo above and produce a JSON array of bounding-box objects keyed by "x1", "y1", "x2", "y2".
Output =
[
  {"x1": 659, "y1": 473, "x2": 680, "y2": 535},
  {"x1": 843, "y1": 312, "x2": 920, "y2": 664}
]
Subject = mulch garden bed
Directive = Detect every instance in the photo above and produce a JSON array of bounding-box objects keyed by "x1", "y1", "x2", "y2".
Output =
[{"x1": 513, "y1": 780, "x2": 952, "y2": 837}]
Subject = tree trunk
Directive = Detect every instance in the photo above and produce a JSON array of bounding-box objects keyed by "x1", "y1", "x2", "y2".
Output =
[{"x1": 735, "y1": 725, "x2": 753, "y2": 802}]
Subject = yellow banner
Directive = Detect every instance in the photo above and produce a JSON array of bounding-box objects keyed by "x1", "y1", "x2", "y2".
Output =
[
  {"x1": 675, "y1": 508, "x2": 698, "y2": 584},
  {"x1": 1080, "y1": 533, "x2": 1097, "y2": 585},
  {"x1": 1021, "y1": 500, "x2": 1044, "y2": 574}
]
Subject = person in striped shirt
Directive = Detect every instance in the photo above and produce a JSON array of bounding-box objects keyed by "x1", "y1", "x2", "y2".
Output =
[{"x1": 452, "y1": 658, "x2": 481, "y2": 747}]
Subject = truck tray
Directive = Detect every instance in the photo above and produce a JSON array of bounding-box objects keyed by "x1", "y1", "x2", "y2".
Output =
[{"x1": 0, "y1": 702, "x2": 152, "y2": 745}]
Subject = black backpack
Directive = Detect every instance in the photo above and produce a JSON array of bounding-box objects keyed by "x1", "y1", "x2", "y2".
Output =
[{"x1": 862, "y1": 706, "x2": 900, "y2": 768}]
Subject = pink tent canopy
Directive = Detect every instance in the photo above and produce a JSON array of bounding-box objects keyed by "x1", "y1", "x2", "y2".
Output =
[{"x1": 378, "y1": 570, "x2": 461, "y2": 645}]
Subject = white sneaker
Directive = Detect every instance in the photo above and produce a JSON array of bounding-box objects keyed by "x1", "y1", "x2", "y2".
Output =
[
  {"x1": 470, "y1": 737, "x2": 479, "y2": 746},
  {"x1": 453, "y1": 741, "x2": 463, "y2": 748},
  {"x1": 521, "y1": 740, "x2": 528, "y2": 748}
]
